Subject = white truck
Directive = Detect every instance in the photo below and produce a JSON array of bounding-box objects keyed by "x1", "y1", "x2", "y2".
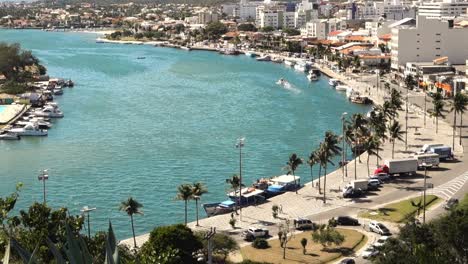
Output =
[
  {"x1": 419, "y1": 144, "x2": 444, "y2": 153},
  {"x1": 411, "y1": 153, "x2": 440, "y2": 169},
  {"x1": 346, "y1": 179, "x2": 369, "y2": 191},
  {"x1": 384, "y1": 158, "x2": 418, "y2": 176}
]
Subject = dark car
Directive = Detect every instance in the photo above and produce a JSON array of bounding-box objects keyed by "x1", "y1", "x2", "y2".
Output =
[
  {"x1": 339, "y1": 258, "x2": 356, "y2": 264},
  {"x1": 337, "y1": 216, "x2": 360, "y2": 226},
  {"x1": 343, "y1": 188, "x2": 363, "y2": 198},
  {"x1": 444, "y1": 198, "x2": 459, "y2": 210}
]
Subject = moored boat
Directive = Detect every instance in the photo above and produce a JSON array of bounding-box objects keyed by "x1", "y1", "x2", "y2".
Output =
[
  {"x1": 284, "y1": 60, "x2": 295, "y2": 67},
  {"x1": 203, "y1": 200, "x2": 236, "y2": 217},
  {"x1": 256, "y1": 55, "x2": 271, "y2": 61},
  {"x1": 265, "y1": 174, "x2": 301, "y2": 197},
  {"x1": 307, "y1": 73, "x2": 318, "y2": 81},
  {"x1": 33, "y1": 105, "x2": 64, "y2": 118},
  {"x1": 8, "y1": 123, "x2": 47, "y2": 136},
  {"x1": 271, "y1": 57, "x2": 283, "y2": 63},
  {"x1": 0, "y1": 131, "x2": 20, "y2": 140},
  {"x1": 335, "y1": 85, "x2": 349, "y2": 91},
  {"x1": 328, "y1": 79, "x2": 340, "y2": 87}
]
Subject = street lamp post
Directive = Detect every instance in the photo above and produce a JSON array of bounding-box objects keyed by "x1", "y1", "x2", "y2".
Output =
[
  {"x1": 81, "y1": 206, "x2": 97, "y2": 238},
  {"x1": 236, "y1": 137, "x2": 245, "y2": 221},
  {"x1": 37, "y1": 169, "x2": 49, "y2": 204},
  {"x1": 422, "y1": 163, "x2": 429, "y2": 224},
  {"x1": 341, "y1": 112, "x2": 348, "y2": 180},
  {"x1": 405, "y1": 84, "x2": 409, "y2": 150}
]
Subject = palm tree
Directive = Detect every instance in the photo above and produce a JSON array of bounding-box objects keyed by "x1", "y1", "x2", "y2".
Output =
[
  {"x1": 382, "y1": 101, "x2": 396, "y2": 121},
  {"x1": 388, "y1": 121, "x2": 405, "y2": 158},
  {"x1": 192, "y1": 182, "x2": 207, "y2": 226},
  {"x1": 389, "y1": 88, "x2": 403, "y2": 120},
  {"x1": 349, "y1": 114, "x2": 368, "y2": 179},
  {"x1": 307, "y1": 150, "x2": 319, "y2": 188},
  {"x1": 343, "y1": 124, "x2": 355, "y2": 178},
  {"x1": 119, "y1": 197, "x2": 143, "y2": 248},
  {"x1": 176, "y1": 184, "x2": 193, "y2": 225},
  {"x1": 226, "y1": 174, "x2": 244, "y2": 213},
  {"x1": 450, "y1": 93, "x2": 468, "y2": 149},
  {"x1": 430, "y1": 92, "x2": 445, "y2": 134},
  {"x1": 364, "y1": 135, "x2": 382, "y2": 176},
  {"x1": 284, "y1": 153, "x2": 303, "y2": 194},
  {"x1": 321, "y1": 131, "x2": 342, "y2": 204}
]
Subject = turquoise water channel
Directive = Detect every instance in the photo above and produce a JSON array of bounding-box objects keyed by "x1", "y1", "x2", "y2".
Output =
[{"x1": 0, "y1": 30, "x2": 371, "y2": 238}]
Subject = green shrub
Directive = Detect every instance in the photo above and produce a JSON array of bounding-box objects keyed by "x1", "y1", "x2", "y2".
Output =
[{"x1": 252, "y1": 238, "x2": 269, "y2": 249}]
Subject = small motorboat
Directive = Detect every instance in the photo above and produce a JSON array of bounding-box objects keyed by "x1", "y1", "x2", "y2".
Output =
[
  {"x1": 271, "y1": 57, "x2": 283, "y2": 63},
  {"x1": 8, "y1": 123, "x2": 47, "y2": 136},
  {"x1": 276, "y1": 78, "x2": 290, "y2": 87},
  {"x1": 137, "y1": 57, "x2": 146, "y2": 59},
  {"x1": 329, "y1": 79, "x2": 340, "y2": 87},
  {"x1": 0, "y1": 131, "x2": 20, "y2": 140},
  {"x1": 351, "y1": 96, "x2": 372, "y2": 104},
  {"x1": 256, "y1": 55, "x2": 271, "y2": 61},
  {"x1": 244, "y1": 51, "x2": 256, "y2": 57},
  {"x1": 307, "y1": 73, "x2": 318, "y2": 81},
  {"x1": 335, "y1": 85, "x2": 349, "y2": 91},
  {"x1": 34, "y1": 105, "x2": 64, "y2": 118},
  {"x1": 65, "y1": 79, "x2": 74, "y2": 87},
  {"x1": 180, "y1": 46, "x2": 191, "y2": 51},
  {"x1": 53, "y1": 87, "x2": 63, "y2": 95},
  {"x1": 284, "y1": 60, "x2": 295, "y2": 67}
]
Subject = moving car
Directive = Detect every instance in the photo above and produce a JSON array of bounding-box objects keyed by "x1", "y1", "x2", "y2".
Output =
[
  {"x1": 243, "y1": 226, "x2": 269, "y2": 241},
  {"x1": 373, "y1": 236, "x2": 391, "y2": 247},
  {"x1": 338, "y1": 258, "x2": 355, "y2": 264},
  {"x1": 444, "y1": 198, "x2": 459, "y2": 210},
  {"x1": 362, "y1": 246, "x2": 379, "y2": 259},
  {"x1": 336, "y1": 216, "x2": 360, "y2": 226},
  {"x1": 293, "y1": 218, "x2": 315, "y2": 230},
  {"x1": 369, "y1": 221, "x2": 392, "y2": 235}
]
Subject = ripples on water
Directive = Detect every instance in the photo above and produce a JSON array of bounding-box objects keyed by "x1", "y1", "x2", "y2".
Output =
[{"x1": 0, "y1": 30, "x2": 371, "y2": 238}]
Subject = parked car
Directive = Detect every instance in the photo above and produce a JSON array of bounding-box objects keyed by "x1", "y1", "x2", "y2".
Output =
[
  {"x1": 369, "y1": 221, "x2": 392, "y2": 235},
  {"x1": 368, "y1": 179, "x2": 381, "y2": 190},
  {"x1": 336, "y1": 216, "x2": 360, "y2": 226},
  {"x1": 372, "y1": 172, "x2": 391, "y2": 182},
  {"x1": 243, "y1": 226, "x2": 269, "y2": 241},
  {"x1": 339, "y1": 258, "x2": 355, "y2": 264},
  {"x1": 373, "y1": 236, "x2": 391, "y2": 247},
  {"x1": 444, "y1": 198, "x2": 459, "y2": 210},
  {"x1": 294, "y1": 218, "x2": 315, "y2": 230},
  {"x1": 362, "y1": 246, "x2": 379, "y2": 259},
  {"x1": 343, "y1": 188, "x2": 364, "y2": 198}
]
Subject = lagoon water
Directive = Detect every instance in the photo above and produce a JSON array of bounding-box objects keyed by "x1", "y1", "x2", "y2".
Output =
[{"x1": 0, "y1": 30, "x2": 370, "y2": 238}]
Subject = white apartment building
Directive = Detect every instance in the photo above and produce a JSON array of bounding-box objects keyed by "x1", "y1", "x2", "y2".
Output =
[
  {"x1": 418, "y1": 0, "x2": 468, "y2": 18},
  {"x1": 391, "y1": 15, "x2": 468, "y2": 70},
  {"x1": 301, "y1": 18, "x2": 347, "y2": 39},
  {"x1": 198, "y1": 10, "x2": 219, "y2": 24},
  {"x1": 294, "y1": 9, "x2": 318, "y2": 28},
  {"x1": 222, "y1": 0, "x2": 261, "y2": 21}
]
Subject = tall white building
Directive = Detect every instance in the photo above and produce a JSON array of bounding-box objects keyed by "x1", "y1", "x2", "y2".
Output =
[
  {"x1": 301, "y1": 18, "x2": 347, "y2": 39},
  {"x1": 418, "y1": 0, "x2": 468, "y2": 18},
  {"x1": 197, "y1": 10, "x2": 219, "y2": 24},
  {"x1": 391, "y1": 15, "x2": 468, "y2": 70}
]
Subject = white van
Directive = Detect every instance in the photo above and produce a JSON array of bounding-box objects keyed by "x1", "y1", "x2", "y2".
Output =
[
  {"x1": 419, "y1": 144, "x2": 444, "y2": 153},
  {"x1": 411, "y1": 153, "x2": 440, "y2": 169}
]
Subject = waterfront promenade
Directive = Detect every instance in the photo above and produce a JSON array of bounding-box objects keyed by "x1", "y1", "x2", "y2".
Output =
[{"x1": 120, "y1": 63, "x2": 464, "y2": 249}]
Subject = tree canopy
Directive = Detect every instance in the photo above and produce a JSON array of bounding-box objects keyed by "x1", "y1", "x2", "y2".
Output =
[{"x1": 0, "y1": 42, "x2": 44, "y2": 81}]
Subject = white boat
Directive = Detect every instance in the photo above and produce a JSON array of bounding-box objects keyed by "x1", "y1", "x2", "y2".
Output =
[
  {"x1": 53, "y1": 87, "x2": 63, "y2": 95},
  {"x1": 180, "y1": 46, "x2": 191, "y2": 51},
  {"x1": 307, "y1": 73, "x2": 318, "y2": 81},
  {"x1": 256, "y1": 55, "x2": 271, "y2": 61},
  {"x1": 335, "y1": 85, "x2": 349, "y2": 91},
  {"x1": 346, "y1": 88, "x2": 360, "y2": 98},
  {"x1": 16, "y1": 119, "x2": 52, "y2": 129},
  {"x1": 271, "y1": 57, "x2": 283, "y2": 63},
  {"x1": 329, "y1": 79, "x2": 340, "y2": 86},
  {"x1": 9, "y1": 123, "x2": 48, "y2": 136},
  {"x1": 0, "y1": 131, "x2": 20, "y2": 140},
  {"x1": 244, "y1": 51, "x2": 256, "y2": 57},
  {"x1": 33, "y1": 105, "x2": 64, "y2": 118},
  {"x1": 284, "y1": 60, "x2": 296, "y2": 67},
  {"x1": 294, "y1": 61, "x2": 307, "y2": 72},
  {"x1": 276, "y1": 78, "x2": 291, "y2": 87}
]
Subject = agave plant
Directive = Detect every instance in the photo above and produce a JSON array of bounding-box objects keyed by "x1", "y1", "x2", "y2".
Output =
[{"x1": 5, "y1": 221, "x2": 120, "y2": 264}]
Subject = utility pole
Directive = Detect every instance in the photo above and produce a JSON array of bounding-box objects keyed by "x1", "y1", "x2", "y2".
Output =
[
  {"x1": 204, "y1": 227, "x2": 216, "y2": 264},
  {"x1": 405, "y1": 85, "x2": 409, "y2": 150},
  {"x1": 236, "y1": 137, "x2": 245, "y2": 221},
  {"x1": 38, "y1": 169, "x2": 49, "y2": 204},
  {"x1": 341, "y1": 112, "x2": 348, "y2": 180},
  {"x1": 81, "y1": 206, "x2": 96, "y2": 238},
  {"x1": 422, "y1": 163, "x2": 428, "y2": 224}
]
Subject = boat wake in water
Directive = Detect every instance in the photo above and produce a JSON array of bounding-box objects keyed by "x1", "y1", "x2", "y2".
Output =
[{"x1": 276, "y1": 79, "x2": 301, "y2": 94}]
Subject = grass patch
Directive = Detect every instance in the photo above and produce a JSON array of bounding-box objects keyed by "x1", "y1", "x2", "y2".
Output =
[
  {"x1": 241, "y1": 228, "x2": 365, "y2": 264},
  {"x1": 456, "y1": 193, "x2": 468, "y2": 211},
  {"x1": 359, "y1": 195, "x2": 441, "y2": 223}
]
